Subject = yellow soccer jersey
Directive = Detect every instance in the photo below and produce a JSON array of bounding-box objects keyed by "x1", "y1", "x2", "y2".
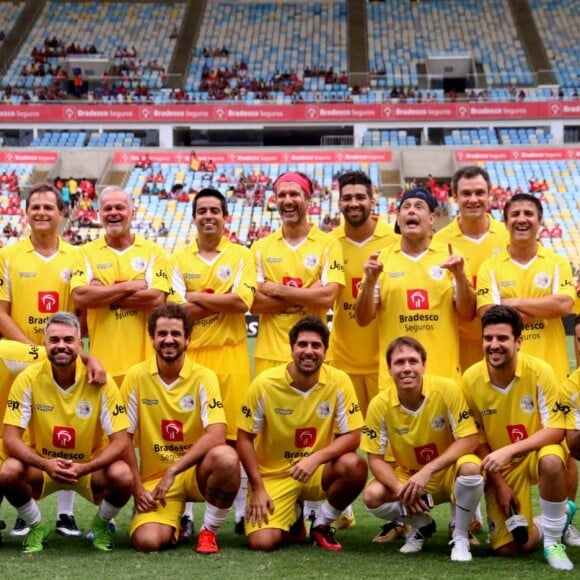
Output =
[
  {"x1": 70, "y1": 235, "x2": 169, "y2": 376},
  {"x1": 168, "y1": 236, "x2": 256, "y2": 349},
  {"x1": 4, "y1": 358, "x2": 128, "y2": 461},
  {"x1": 433, "y1": 216, "x2": 508, "y2": 343},
  {"x1": 0, "y1": 238, "x2": 78, "y2": 344},
  {"x1": 328, "y1": 219, "x2": 397, "y2": 374},
  {"x1": 476, "y1": 246, "x2": 575, "y2": 382},
  {"x1": 238, "y1": 363, "x2": 363, "y2": 477},
  {"x1": 121, "y1": 356, "x2": 226, "y2": 482},
  {"x1": 560, "y1": 367, "x2": 580, "y2": 431},
  {"x1": 361, "y1": 375, "x2": 477, "y2": 473},
  {"x1": 252, "y1": 225, "x2": 345, "y2": 363},
  {"x1": 461, "y1": 353, "x2": 567, "y2": 453},
  {"x1": 372, "y1": 240, "x2": 470, "y2": 381}
]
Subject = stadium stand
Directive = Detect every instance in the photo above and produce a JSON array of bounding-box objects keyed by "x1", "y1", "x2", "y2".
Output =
[{"x1": 0, "y1": 1, "x2": 24, "y2": 46}]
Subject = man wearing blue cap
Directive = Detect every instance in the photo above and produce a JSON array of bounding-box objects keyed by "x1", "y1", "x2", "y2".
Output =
[{"x1": 355, "y1": 187, "x2": 476, "y2": 385}]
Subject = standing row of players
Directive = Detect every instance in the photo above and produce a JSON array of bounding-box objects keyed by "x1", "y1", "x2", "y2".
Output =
[{"x1": 0, "y1": 168, "x2": 577, "y2": 570}]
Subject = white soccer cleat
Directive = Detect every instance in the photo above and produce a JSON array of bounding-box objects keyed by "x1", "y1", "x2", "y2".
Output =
[
  {"x1": 544, "y1": 544, "x2": 574, "y2": 571},
  {"x1": 449, "y1": 535, "x2": 472, "y2": 562},
  {"x1": 563, "y1": 524, "x2": 580, "y2": 547},
  {"x1": 399, "y1": 519, "x2": 436, "y2": 554}
]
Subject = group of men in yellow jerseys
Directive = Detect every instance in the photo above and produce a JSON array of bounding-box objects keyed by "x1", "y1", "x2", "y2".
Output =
[{"x1": 0, "y1": 168, "x2": 578, "y2": 570}]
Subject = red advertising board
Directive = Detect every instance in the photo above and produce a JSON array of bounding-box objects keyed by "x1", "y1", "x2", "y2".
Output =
[
  {"x1": 454, "y1": 148, "x2": 580, "y2": 162},
  {"x1": 0, "y1": 151, "x2": 58, "y2": 163},
  {"x1": 0, "y1": 101, "x2": 578, "y2": 124}
]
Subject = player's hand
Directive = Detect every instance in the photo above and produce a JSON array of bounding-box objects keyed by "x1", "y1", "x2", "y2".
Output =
[
  {"x1": 399, "y1": 471, "x2": 432, "y2": 509},
  {"x1": 362, "y1": 252, "x2": 383, "y2": 283},
  {"x1": 90, "y1": 280, "x2": 104, "y2": 286},
  {"x1": 85, "y1": 355, "x2": 107, "y2": 385},
  {"x1": 124, "y1": 280, "x2": 148, "y2": 293},
  {"x1": 289, "y1": 454, "x2": 320, "y2": 483},
  {"x1": 441, "y1": 244, "x2": 466, "y2": 279},
  {"x1": 134, "y1": 486, "x2": 158, "y2": 513},
  {"x1": 259, "y1": 281, "x2": 282, "y2": 297},
  {"x1": 151, "y1": 471, "x2": 177, "y2": 506},
  {"x1": 482, "y1": 447, "x2": 513, "y2": 473},
  {"x1": 246, "y1": 487, "x2": 274, "y2": 528},
  {"x1": 44, "y1": 458, "x2": 78, "y2": 484}
]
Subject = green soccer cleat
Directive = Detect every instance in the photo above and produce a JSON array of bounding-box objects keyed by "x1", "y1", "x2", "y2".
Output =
[
  {"x1": 90, "y1": 514, "x2": 113, "y2": 552},
  {"x1": 23, "y1": 523, "x2": 51, "y2": 554}
]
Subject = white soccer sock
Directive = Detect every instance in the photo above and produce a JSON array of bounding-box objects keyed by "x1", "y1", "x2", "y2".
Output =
[
  {"x1": 313, "y1": 500, "x2": 342, "y2": 527},
  {"x1": 202, "y1": 502, "x2": 230, "y2": 533},
  {"x1": 453, "y1": 475, "x2": 484, "y2": 537},
  {"x1": 98, "y1": 499, "x2": 120, "y2": 522},
  {"x1": 475, "y1": 501, "x2": 483, "y2": 523},
  {"x1": 234, "y1": 466, "x2": 248, "y2": 521},
  {"x1": 366, "y1": 501, "x2": 403, "y2": 521},
  {"x1": 18, "y1": 498, "x2": 41, "y2": 526},
  {"x1": 303, "y1": 500, "x2": 321, "y2": 521},
  {"x1": 540, "y1": 498, "x2": 567, "y2": 548},
  {"x1": 57, "y1": 490, "x2": 75, "y2": 516},
  {"x1": 182, "y1": 501, "x2": 194, "y2": 521}
]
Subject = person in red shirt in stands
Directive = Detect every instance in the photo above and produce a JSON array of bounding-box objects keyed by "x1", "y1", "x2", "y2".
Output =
[
  {"x1": 155, "y1": 170, "x2": 164, "y2": 184},
  {"x1": 550, "y1": 224, "x2": 563, "y2": 238}
]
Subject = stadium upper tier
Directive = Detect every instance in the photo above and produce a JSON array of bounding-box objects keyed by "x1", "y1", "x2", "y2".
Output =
[{"x1": 0, "y1": 0, "x2": 578, "y2": 103}]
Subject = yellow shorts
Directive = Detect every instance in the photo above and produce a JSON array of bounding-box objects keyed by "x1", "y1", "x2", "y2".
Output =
[
  {"x1": 254, "y1": 358, "x2": 285, "y2": 378},
  {"x1": 191, "y1": 342, "x2": 251, "y2": 441},
  {"x1": 130, "y1": 468, "x2": 203, "y2": 539},
  {"x1": 487, "y1": 443, "x2": 567, "y2": 551},
  {"x1": 394, "y1": 454, "x2": 482, "y2": 505},
  {"x1": 346, "y1": 373, "x2": 378, "y2": 417},
  {"x1": 245, "y1": 467, "x2": 326, "y2": 535},
  {"x1": 41, "y1": 471, "x2": 94, "y2": 503}
]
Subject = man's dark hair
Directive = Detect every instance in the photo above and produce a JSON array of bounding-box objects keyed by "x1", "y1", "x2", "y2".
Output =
[
  {"x1": 192, "y1": 188, "x2": 228, "y2": 218},
  {"x1": 451, "y1": 165, "x2": 491, "y2": 195},
  {"x1": 503, "y1": 193, "x2": 543, "y2": 222},
  {"x1": 147, "y1": 303, "x2": 193, "y2": 339},
  {"x1": 27, "y1": 183, "x2": 65, "y2": 211},
  {"x1": 386, "y1": 336, "x2": 427, "y2": 366},
  {"x1": 481, "y1": 304, "x2": 523, "y2": 339},
  {"x1": 338, "y1": 171, "x2": 372, "y2": 199},
  {"x1": 289, "y1": 315, "x2": 330, "y2": 350}
]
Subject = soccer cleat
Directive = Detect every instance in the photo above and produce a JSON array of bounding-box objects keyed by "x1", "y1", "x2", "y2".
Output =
[
  {"x1": 331, "y1": 513, "x2": 356, "y2": 530},
  {"x1": 91, "y1": 514, "x2": 113, "y2": 551},
  {"x1": 234, "y1": 517, "x2": 244, "y2": 536},
  {"x1": 180, "y1": 515, "x2": 195, "y2": 540},
  {"x1": 449, "y1": 535, "x2": 473, "y2": 562},
  {"x1": 400, "y1": 519, "x2": 436, "y2": 554},
  {"x1": 55, "y1": 514, "x2": 83, "y2": 537},
  {"x1": 372, "y1": 521, "x2": 407, "y2": 543},
  {"x1": 544, "y1": 543, "x2": 574, "y2": 571},
  {"x1": 195, "y1": 528, "x2": 219, "y2": 554},
  {"x1": 448, "y1": 522, "x2": 480, "y2": 546},
  {"x1": 563, "y1": 524, "x2": 580, "y2": 547},
  {"x1": 311, "y1": 524, "x2": 343, "y2": 552},
  {"x1": 23, "y1": 523, "x2": 51, "y2": 554},
  {"x1": 10, "y1": 517, "x2": 30, "y2": 537}
]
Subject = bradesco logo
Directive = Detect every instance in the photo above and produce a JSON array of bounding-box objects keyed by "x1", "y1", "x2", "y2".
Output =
[
  {"x1": 295, "y1": 427, "x2": 316, "y2": 448},
  {"x1": 161, "y1": 419, "x2": 184, "y2": 442},
  {"x1": 52, "y1": 426, "x2": 75, "y2": 449},
  {"x1": 283, "y1": 276, "x2": 303, "y2": 288},
  {"x1": 507, "y1": 424, "x2": 528, "y2": 443},
  {"x1": 351, "y1": 277, "x2": 362, "y2": 298},
  {"x1": 38, "y1": 291, "x2": 59, "y2": 313},
  {"x1": 406, "y1": 289, "x2": 429, "y2": 310},
  {"x1": 413, "y1": 443, "x2": 438, "y2": 465}
]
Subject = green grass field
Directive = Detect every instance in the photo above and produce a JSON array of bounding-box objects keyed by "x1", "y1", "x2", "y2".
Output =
[{"x1": 0, "y1": 338, "x2": 578, "y2": 578}]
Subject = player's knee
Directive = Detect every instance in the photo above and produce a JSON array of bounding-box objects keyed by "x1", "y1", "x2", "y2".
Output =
[
  {"x1": 207, "y1": 445, "x2": 239, "y2": 475},
  {"x1": 538, "y1": 454, "x2": 565, "y2": 478},
  {"x1": 457, "y1": 461, "x2": 481, "y2": 477},
  {"x1": 336, "y1": 452, "x2": 367, "y2": 480},
  {"x1": 0, "y1": 457, "x2": 26, "y2": 485},
  {"x1": 247, "y1": 530, "x2": 282, "y2": 552},
  {"x1": 131, "y1": 525, "x2": 172, "y2": 552},
  {"x1": 363, "y1": 480, "x2": 387, "y2": 509},
  {"x1": 106, "y1": 460, "x2": 133, "y2": 489}
]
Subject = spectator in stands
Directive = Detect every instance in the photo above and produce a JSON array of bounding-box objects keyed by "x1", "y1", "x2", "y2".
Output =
[
  {"x1": 68, "y1": 178, "x2": 79, "y2": 208},
  {"x1": 157, "y1": 222, "x2": 169, "y2": 237},
  {"x1": 308, "y1": 202, "x2": 321, "y2": 216},
  {"x1": 550, "y1": 224, "x2": 563, "y2": 238},
  {"x1": 177, "y1": 188, "x2": 190, "y2": 203},
  {"x1": 539, "y1": 225, "x2": 551, "y2": 239}
]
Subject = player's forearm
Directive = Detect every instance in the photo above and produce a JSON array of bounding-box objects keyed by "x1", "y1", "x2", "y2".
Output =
[
  {"x1": 81, "y1": 432, "x2": 131, "y2": 475},
  {"x1": 0, "y1": 311, "x2": 34, "y2": 344},
  {"x1": 72, "y1": 285, "x2": 134, "y2": 309},
  {"x1": 424, "y1": 434, "x2": 478, "y2": 475},
  {"x1": 116, "y1": 289, "x2": 166, "y2": 310},
  {"x1": 279, "y1": 284, "x2": 339, "y2": 310},
  {"x1": 236, "y1": 430, "x2": 265, "y2": 490},
  {"x1": 454, "y1": 276, "x2": 477, "y2": 322},
  {"x1": 368, "y1": 453, "x2": 401, "y2": 493},
  {"x1": 168, "y1": 426, "x2": 226, "y2": 477},
  {"x1": 189, "y1": 292, "x2": 249, "y2": 314},
  {"x1": 3, "y1": 428, "x2": 48, "y2": 471},
  {"x1": 354, "y1": 285, "x2": 377, "y2": 326},
  {"x1": 505, "y1": 295, "x2": 573, "y2": 320},
  {"x1": 503, "y1": 427, "x2": 564, "y2": 458},
  {"x1": 310, "y1": 431, "x2": 361, "y2": 466},
  {"x1": 250, "y1": 292, "x2": 292, "y2": 314}
]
